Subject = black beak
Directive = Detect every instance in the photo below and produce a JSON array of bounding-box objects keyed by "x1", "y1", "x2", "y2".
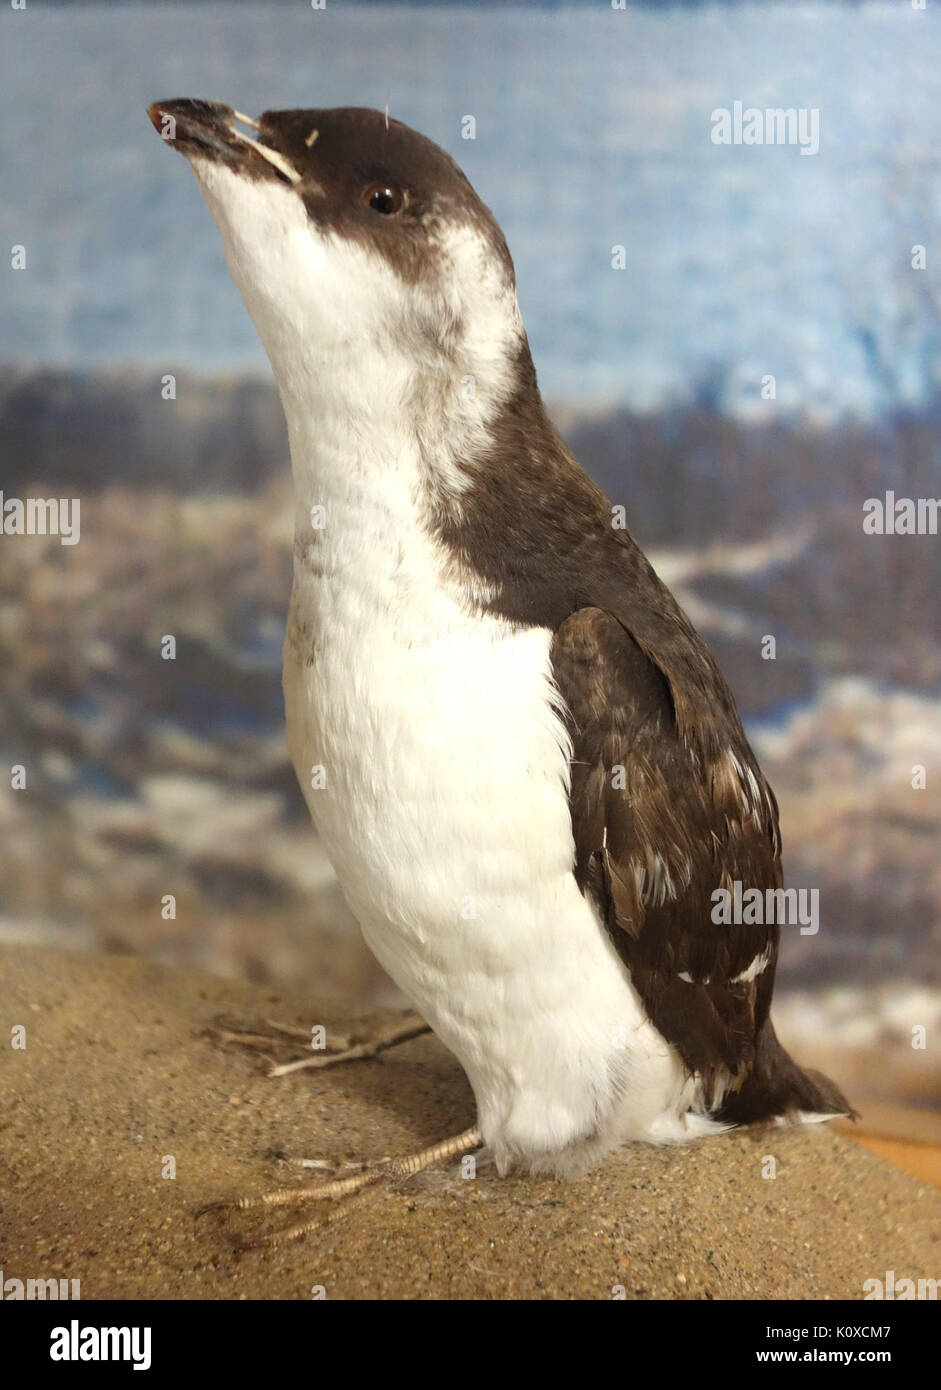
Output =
[
  {"x1": 147, "y1": 98, "x2": 299, "y2": 185},
  {"x1": 147, "y1": 99, "x2": 250, "y2": 157}
]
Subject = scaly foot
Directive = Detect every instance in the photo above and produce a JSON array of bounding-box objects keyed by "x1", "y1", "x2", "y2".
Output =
[
  {"x1": 198, "y1": 1124, "x2": 482, "y2": 1249},
  {"x1": 211, "y1": 1010, "x2": 431, "y2": 1077}
]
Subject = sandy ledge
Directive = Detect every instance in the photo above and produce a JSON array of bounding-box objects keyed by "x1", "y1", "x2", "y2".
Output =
[{"x1": 0, "y1": 944, "x2": 938, "y2": 1300}]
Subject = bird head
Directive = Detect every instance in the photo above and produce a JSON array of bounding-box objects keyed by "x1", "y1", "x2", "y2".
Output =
[{"x1": 147, "y1": 100, "x2": 527, "y2": 450}]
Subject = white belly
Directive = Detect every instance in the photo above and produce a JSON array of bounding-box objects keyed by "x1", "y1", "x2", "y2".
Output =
[{"x1": 283, "y1": 506, "x2": 719, "y2": 1173}]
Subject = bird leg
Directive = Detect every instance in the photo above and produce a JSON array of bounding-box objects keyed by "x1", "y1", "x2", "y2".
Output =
[
  {"x1": 211, "y1": 1010, "x2": 431, "y2": 1077},
  {"x1": 199, "y1": 1124, "x2": 482, "y2": 1249}
]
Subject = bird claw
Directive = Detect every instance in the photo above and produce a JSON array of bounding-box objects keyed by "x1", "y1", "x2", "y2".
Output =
[
  {"x1": 194, "y1": 1125, "x2": 481, "y2": 1248},
  {"x1": 209, "y1": 1011, "x2": 431, "y2": 1077}
]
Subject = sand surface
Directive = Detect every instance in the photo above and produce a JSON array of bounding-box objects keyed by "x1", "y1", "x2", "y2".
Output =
[{"x1": 1, "y1": 944, "x2": 938, "y2": 1300}]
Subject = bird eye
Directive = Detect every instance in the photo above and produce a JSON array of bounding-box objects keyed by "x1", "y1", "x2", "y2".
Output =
[{"x1": 363, "y1": 183, "x2": 403, "y2": 215}]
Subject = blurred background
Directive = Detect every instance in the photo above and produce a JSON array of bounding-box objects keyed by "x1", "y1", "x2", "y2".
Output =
[{"x1": 1, "y1": 1, "x2": 939, "y2": 1150}]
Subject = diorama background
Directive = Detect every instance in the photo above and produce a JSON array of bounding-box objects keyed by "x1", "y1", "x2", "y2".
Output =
[{"x1": 1, "y1": 0, "x2": 939, "y2": 1121}]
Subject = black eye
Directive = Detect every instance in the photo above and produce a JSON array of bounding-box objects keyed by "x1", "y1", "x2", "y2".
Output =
[{"x1": 363, "y1": 183, "x2": 403, "y2": 215}]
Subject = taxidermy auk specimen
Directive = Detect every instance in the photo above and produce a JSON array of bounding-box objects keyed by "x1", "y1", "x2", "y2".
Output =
[{"x1": 148, "y1": 99, "x2": 851, "y2": 1245}]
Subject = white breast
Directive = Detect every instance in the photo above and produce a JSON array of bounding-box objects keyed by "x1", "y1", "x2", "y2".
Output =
[{"x1": 282, "y1": 431, "x2": 722, "y2": 1175}]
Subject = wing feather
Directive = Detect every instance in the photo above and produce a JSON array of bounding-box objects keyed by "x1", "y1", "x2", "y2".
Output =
[{"x1": 551, "y1": 605, "x2": 783, "y2": 1099}]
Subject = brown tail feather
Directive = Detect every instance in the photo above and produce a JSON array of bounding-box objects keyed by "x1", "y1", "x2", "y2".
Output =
[{"x1": 718, "y1": 1017, "x2": 857, "y2": 1125}]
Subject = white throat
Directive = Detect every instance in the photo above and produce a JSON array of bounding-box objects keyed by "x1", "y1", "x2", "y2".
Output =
[{"x1": 189, "y1": 158, "x2": 526, "y2": 525}]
